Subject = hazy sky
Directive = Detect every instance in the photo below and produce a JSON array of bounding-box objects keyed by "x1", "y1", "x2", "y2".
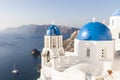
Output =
[{"x1": 0, "y1": 0, "x2": 119, "y2": 29}]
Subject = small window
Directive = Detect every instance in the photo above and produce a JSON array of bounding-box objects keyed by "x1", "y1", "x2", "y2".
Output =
[
  {"x1": 102, "y1": 55, "x2": 104, "y2": 57},
  {"x1": 119, "y1": 33, "x2": 120, "y2": 39},
  {"x1": 47, "y1": 51, "x2": 50, "y2": 62},
  {"x1": 86, "y1": 48, "x2": 90, "y2": 57},
  {"x1": 52, "y1": 38, "x2": 56, "y2": 48},
  {"x1": 102, "y1": 49, "x2": 104, "y2": 58},
  {"x1": 53, "y1": 45, "x2": 56, "y2": 48}
]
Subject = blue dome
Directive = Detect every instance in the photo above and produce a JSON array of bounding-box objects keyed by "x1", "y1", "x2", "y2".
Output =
[
  {"x1": 112, "y1": 9, "x2": 120, "y2": 16},
  {"x1": 77, "y1": 22, "x2": 112, "y2": 41},
  {"x1": 46, "y1": 25, "x2": 61, "y2": 35}
]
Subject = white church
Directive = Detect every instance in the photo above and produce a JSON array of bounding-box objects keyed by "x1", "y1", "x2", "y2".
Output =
[{"x1": 37, "y1": 9, "x2": 120, "y2": 80}]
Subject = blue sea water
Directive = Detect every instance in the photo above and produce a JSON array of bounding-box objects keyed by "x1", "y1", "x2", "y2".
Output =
[{"x1": 0, "y1": 33, "x2": 41, "y2": 80}]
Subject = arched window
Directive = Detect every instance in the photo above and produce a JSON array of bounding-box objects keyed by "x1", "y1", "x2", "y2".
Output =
[
  {"x1": 86, "y1": 48, "x2": 90, "y2": 57},
  {"x1": 47, "y1": 51, "x2": 50, "y2": 62},
  {"x1": 52, "y1": 38, "x2": 56, "y2": 48},
  {"x1": 45, "y1": 37, "x2": 49, "y2": 48},
  {"x1": 119, "y1": 33, "x2": 120, "y2": 39}
]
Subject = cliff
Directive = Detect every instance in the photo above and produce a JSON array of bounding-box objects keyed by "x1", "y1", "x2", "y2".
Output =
[{"x1": 63, "y1": 30, "x2": 79, "y2": 52}]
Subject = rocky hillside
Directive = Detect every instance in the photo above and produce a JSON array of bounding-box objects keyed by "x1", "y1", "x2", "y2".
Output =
[{"x1": 63, "y1": 30, "x2": 79, "y2": 52}]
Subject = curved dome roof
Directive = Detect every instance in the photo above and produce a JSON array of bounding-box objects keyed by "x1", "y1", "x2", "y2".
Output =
[
  {"x1": 77, "y1": 22, "x2": 112, "y2": 41},
  {"x1": 112, "y1": 9, "x2": 120, "y2": 16},
  {"x1": 46, "y1": 25, "x2": 61, "y2": 35}
]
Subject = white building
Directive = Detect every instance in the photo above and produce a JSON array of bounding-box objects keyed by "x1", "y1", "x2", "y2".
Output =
[
  {"x1": 109, "y1": 9, "x2": 120, "y2": 51},
  {"x1": 37, "y1": 10, "x2": 120, "y2": 80}
]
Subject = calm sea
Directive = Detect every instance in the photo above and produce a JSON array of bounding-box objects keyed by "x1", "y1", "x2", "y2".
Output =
[{"x1": 0, "y1": 34, "x2": 42, "y2": 80}]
